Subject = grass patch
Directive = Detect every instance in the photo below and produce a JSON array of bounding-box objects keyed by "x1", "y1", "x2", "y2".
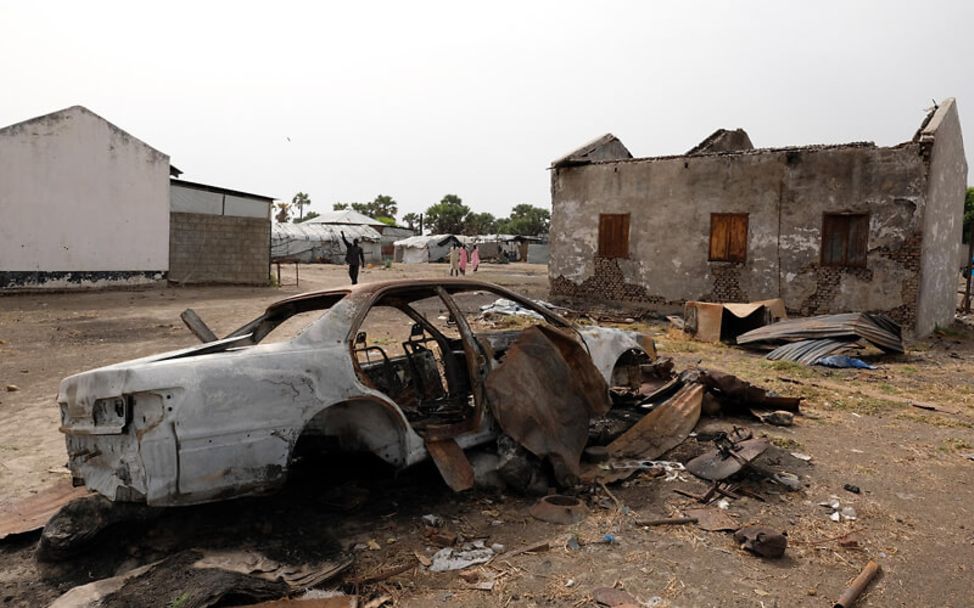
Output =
[
  {"x1": 824, "y1": 395, "x2": 900, "y2": 416},
  {"x1": 770, "y1": 436, "x2": 803, "y2": 450},
  {"x1": 877, "y1": 382, "x2": 899, "y2": 395},
  {"x1": 898, "y1": 365, "x2": 919, "y2": 375},
  {"x1": 895, "y1": 411, "x2": 974, "y2": 429},
  {"x1": 939, "y1": 437, "x2": 974, "y2": 453},
  {"x1": 168, "y1": 593, "x2": 189, "y2": 608}
]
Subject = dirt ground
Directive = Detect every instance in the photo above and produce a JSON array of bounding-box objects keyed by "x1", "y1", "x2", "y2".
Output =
[{"x1": 1, "y1": 262, "x2": 973, "y2": 607}]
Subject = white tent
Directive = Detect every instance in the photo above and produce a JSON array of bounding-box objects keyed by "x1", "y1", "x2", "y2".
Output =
[
  {"x1": 272, "y1": 223, "x2": 381, "y2": 264},
  {"x1": 302, "y1": 209, "x2": 387, "y2": 227},
  {"x1": 393, "y1": 234, "x2": 463, "y2": 264}
]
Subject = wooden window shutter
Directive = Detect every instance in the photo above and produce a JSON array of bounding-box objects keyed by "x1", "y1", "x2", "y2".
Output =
[
  {"x1": 709, "y1": 213, "x2": 748, "y2": 262},
  {"x1": 598, "y1": 214, "x2": 630, "y2": 259},
  {"x1": 822, "y1": 213, "x2": 868, "y2": 267}
]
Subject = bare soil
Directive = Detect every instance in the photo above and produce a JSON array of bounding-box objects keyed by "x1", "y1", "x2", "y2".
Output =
[{"x1": 1, "y1": 263, "x2": 973, "y2": 607}]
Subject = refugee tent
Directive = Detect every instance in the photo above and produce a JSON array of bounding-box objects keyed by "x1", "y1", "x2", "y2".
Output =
[
  {"x1": 271, "y1": 223, "x2": 381, "y2": 264},
  {"x1": 393, "y1": 235, "x2": 463, "y2": 263}
]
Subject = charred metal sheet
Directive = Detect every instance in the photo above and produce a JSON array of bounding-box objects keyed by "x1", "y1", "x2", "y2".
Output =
[
  {"x1": 0, "y1": 479, "x2": 90, "y2": 540},
  {"x1": 425, "y1": 438, "x2": 475, "y2": 492},
  {"x1": 686, "y1": 437, "x2": 769, "y2": 481},
  {"x1": 737, "y1": 312, "x2": 903, "y2": 354},
  {"x1": 528, "y1": 495, "x2": 588, "y2": 524},
  {"x1": 691, "y1": 368, "x2": 802, "y2": 412},
  {"x1": 485, "y1": 325, "x2": 610, "y2": 486},
  {"x1": 684, "y1": 299, "x2": 786, "y2": 343},
  {"x1": 606, "y1": 384, "x2": 703, "y2": 459}
]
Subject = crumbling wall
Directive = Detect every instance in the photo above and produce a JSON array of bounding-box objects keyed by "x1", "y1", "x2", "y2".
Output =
[
  {"x1": 550, "y1": 142, "x2": 930, "y2": 331},
  {"x1": 169, "y1": 213, "x2": 270, "y2": 285},
  {"x1": 916, "y1": 99, "x2": 967, "y2": 336}
]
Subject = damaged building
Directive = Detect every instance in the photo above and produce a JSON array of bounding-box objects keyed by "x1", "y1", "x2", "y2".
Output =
[
  {"x1": 0, "y1": 105, "x2": 275, "y2": 290},
  {"x1": 549, "y1": 99, "x2": 968, "y2": 337}
]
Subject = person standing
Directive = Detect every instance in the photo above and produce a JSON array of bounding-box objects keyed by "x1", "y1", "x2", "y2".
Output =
[
  {"x1": 449, "y1": 245, "x2": 459, "y2": 276},
  {"x1": 471, "y1": 245, "x2": 480, "y2": 272},
  {"x1": 458, "y1": 245, "x2": 468, "y2": 276},
  {"x1": 340, "y1": 231, "x2": 366, "y2": 285}
]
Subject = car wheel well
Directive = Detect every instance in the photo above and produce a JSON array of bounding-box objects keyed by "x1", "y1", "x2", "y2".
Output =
[
  {"x1": 291, "y1": 399, "x2": 409, "y2": 468},
  {"x1": 610, "y1": 348, "x2": 653, "y2": 388}
]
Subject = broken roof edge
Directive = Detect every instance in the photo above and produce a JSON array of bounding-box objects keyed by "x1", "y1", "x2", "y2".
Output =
[
  {"x1": 550, "y1": 133, "x2": 633, "y2": 168},
  {"x1": 0, "y1": 105, "x2": 170, "y2": 160},
  {"x1": 915, "y1": 97, "x2": 959, "y2": 143},
  {"x1": 567, "y1": 140, "x2": 880, "y2": 167},
  {"x1": 171, "y1": 178, "x2": 277, "y2": 202},
  {"x1": 686, "y1": 128, "x2": 754, "y2": 155}
]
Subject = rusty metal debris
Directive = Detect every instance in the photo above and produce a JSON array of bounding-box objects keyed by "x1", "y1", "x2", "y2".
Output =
[
  {"x1": 734, "y1": 526, "x2": 788, "y2": 558},
  {"x1": 685, "y1": 434, "x2": 770, "y2": 481},
  {"x1": 737, "y1": 312, "x2": 904, "y2": 361},
  {"x1": 833, "y1": 559, "x2": 881, "y2": 608},
  {"x1": 606, "y1": 384, "x2": 703, "y2": 459},
  {"x1": 50, "y1": 548, "x2": 353, "y2": 608},
  {"x1": 485, "y1": 325, "x2": 610, "y2": 486},
  {"x1": 592, "y1": 586, "x2": 641, "y2": 608},
  {"x1": 684, "y1": 299, "x2": 786, "y2": 343},
  {"x1": 528, "y1": 495, "x2": 588, "y2": 525},
  {"x1": 0, "y1": 479, "x2": 90, "y2": 541}
]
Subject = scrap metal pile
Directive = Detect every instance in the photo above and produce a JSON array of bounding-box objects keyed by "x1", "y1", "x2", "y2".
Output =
[{"x1": 737, "y1": 312, "x2": 904, "y2": 364}]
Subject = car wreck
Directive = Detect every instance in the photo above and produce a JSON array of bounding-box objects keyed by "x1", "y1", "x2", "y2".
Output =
[{"x1": 57, "y1": 279, "x2": 656, "y2": 506}]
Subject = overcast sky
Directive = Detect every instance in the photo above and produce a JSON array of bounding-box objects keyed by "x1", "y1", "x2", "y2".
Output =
[{"x1": 2, "y1": 1, "x2": 971, "y2": 218}]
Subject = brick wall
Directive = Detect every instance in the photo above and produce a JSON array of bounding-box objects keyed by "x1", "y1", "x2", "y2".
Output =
[{"x1": 169, "y1": 212, "x2": 270, "y2": 285}]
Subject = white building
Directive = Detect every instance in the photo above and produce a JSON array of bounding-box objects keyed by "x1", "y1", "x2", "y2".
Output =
[{"x1": 0, "y1": 106, "x2": 172, "y2": 289}]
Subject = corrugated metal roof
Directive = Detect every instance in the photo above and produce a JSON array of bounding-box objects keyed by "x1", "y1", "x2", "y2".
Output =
[{"x1": 737, "y1": 313, "x2": 903, "y2": 354}]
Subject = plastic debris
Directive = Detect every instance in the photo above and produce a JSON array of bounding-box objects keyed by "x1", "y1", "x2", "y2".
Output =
[
  {"x1": 429, "y1": 542, "x2": 495, "y2": 572},
  {"x1": 816, "y1": 355, "x2": 877, "y2": 369},
  {"x1": 773, "y1": 472, "x2": 802, "y2": 491},
  {"x1": 478, "y1": 298, "x2": 544, "y2": 320},
  {"x1": 421, "y1": 514, "x2": 443, "y2": 528},
  {"x1": 843, "y1": 484, "x2": 861, "y2": 494},
  {"x1": 790, "y1": 452, "x2": 813, "y2": 462}
]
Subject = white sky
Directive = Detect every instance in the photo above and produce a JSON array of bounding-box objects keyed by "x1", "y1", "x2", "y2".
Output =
[{"x1": 2, "y1": 1, "x2": 971, "y2": 218}]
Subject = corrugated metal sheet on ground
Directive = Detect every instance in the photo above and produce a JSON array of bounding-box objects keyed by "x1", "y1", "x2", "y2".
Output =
[
  {"x1": 765, "y1": 338, "x2": 860, "y2": 364},
  {"x1": 736, "y1": 313, "x2": 903, "y2": 354}
]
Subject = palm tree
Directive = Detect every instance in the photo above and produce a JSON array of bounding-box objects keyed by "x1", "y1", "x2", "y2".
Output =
[{"x1": 292, "y1": 192, "x2": 311, "y2": 220}]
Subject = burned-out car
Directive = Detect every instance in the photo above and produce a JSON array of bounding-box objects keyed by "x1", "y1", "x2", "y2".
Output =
[{"x1": 58, "y1": 279, "x2": 655, "y2": 506}]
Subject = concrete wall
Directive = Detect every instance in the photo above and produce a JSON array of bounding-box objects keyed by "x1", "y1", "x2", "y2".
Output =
[
  {"x1": 550, "y1": 142, "x2": 933, "y2": 332},
  {"x1": 169, "y1": 212, "x2": 270, "y2": 285},
  {"x1": 0, "y1": 106, "x2": 170, "y2": 289},
  {"x1": 168, "y1": 183, "x2": 270, "y2": 285},
  {"x1": 917, "y1": 99, "x2": 968, "y2": 336}
]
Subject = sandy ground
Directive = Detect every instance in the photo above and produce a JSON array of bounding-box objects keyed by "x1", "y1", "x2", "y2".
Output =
[{"x1": 1, "y1": 262, "x2": 973, "y2": 607}]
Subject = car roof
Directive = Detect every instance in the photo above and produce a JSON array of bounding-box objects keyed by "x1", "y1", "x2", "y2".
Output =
[{"x1": 264, "y1": 278, "x2": 525, "y2": 314}]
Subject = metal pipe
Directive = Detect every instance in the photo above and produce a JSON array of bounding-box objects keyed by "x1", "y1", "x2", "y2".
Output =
[
  {"x1": 635, "y1": 517, "x2": 698, "y2": 527},
  {"x1": 833, "y1": 560, "x2": 880, "y2": 608}
]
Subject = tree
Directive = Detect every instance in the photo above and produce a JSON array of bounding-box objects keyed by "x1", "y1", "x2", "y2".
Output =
[
  {"x1": 498, "y1": 204, "x2": 550, "y2": 236},
  {"x1": 964, "y1": 187, "x2": 974, "y2": 241},
  {"x1": 463, "y1": 211, "x2": 497, "y2": 235},
  {"x1": 402, "y1": 212, "x2": 420, "y2": 231},
  {"x1": 293, "y1": 210, "x2": 320, "y2": 223},
  {"x1": 291, "y1": 192, "x2": 311, "y2": 220},
  {"x1": 274, "y1": 202, "x2": 292, "y2": 223},
  {"x1": 333, "y1": 202, "x2": 349, "y2": 211},
  {"x1": 345, "y1": 195, "x2": 399, "y2": 223},
  {"x1": 425, "y1": 194, "x2": 470, "y2": 234}
]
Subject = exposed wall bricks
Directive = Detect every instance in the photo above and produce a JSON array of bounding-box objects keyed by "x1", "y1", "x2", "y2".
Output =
[
  {"x1": 169, "y1": 212, "x2": 270, "y2": 285},
  {"x1": 551, "y1": 257, "x2": 670, "y2": 305},
  {"x1": 707, "y1": 263, "x2": 746, "y2": 302}
]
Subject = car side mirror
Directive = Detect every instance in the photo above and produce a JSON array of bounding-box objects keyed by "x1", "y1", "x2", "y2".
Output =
[
  {"x1": 355, "y1": 331, "x2": 367, "y2": 345},
  {"x1": 410, "y1": 323, "x2": 425, "y2": 338}
]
